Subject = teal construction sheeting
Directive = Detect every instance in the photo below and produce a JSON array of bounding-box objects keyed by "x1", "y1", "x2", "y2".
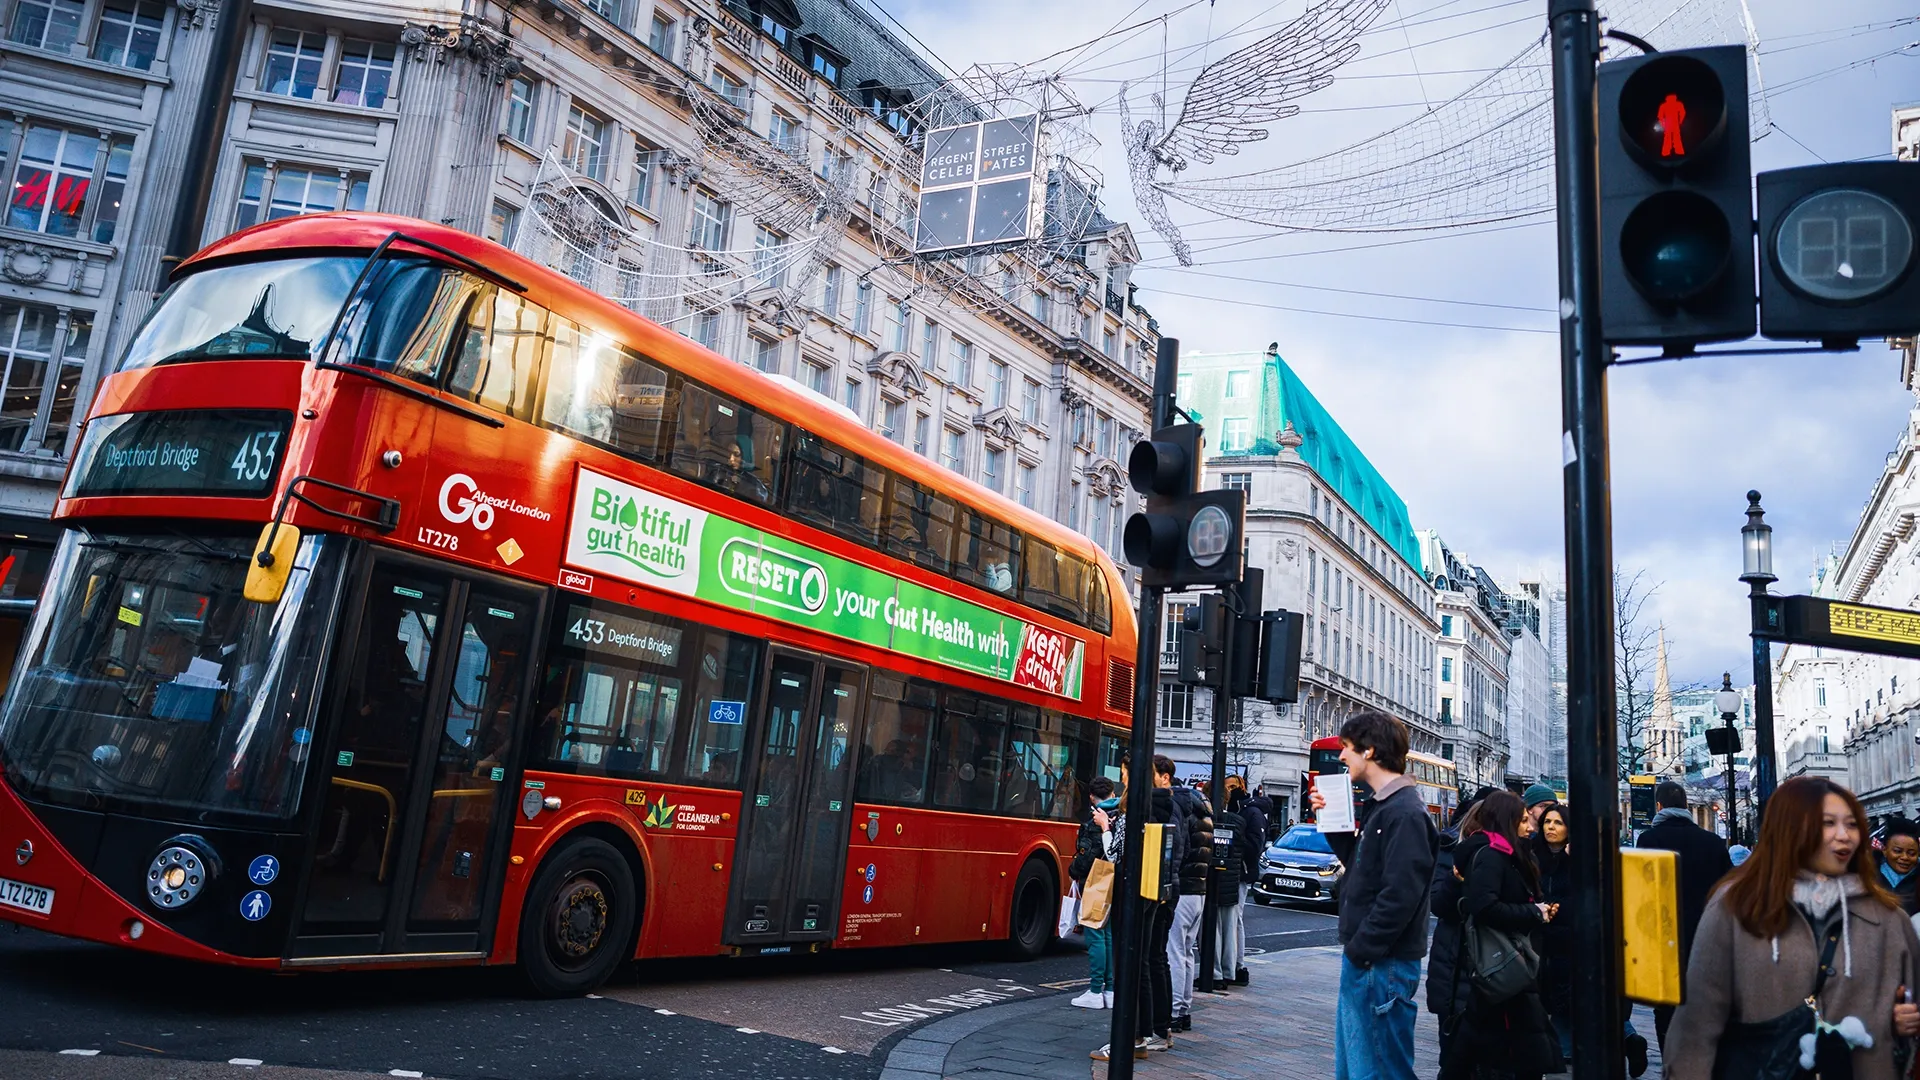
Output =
[{"x1": 1178, "y1": 352, "x2": 1422, "y2": 571}]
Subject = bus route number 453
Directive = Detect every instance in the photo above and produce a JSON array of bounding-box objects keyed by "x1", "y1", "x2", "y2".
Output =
[{"x1": 230, "y1": 430, "x2": 280, "y2": 483}]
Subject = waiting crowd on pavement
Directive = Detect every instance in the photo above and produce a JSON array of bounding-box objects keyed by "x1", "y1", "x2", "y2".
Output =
[{"x1": 1063, "y1": 707, "x2": 1920, "y2": 1078}]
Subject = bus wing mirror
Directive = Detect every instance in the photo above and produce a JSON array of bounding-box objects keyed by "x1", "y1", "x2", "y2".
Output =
[{"x1": 244, "y1": 524, "x2": 301, "y2": 603}]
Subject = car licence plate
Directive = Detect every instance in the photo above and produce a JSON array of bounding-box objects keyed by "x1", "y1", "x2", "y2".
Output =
[
  {"x1": 0, "y1": 875, "x2": 53, "y2": 916},
  {"x1": 1273, "y1": 876, "x2": 1310, "y2": 891}
]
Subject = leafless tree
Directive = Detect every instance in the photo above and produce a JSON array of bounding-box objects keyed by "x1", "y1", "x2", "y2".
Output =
[{"x1": 1615, "y1": 570, "x2": 1662, "y2": 782}]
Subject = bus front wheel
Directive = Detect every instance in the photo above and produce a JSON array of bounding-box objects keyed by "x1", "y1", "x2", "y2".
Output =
[
  {"x1": 1006, "y1": 858, "x2": 1053, "y2": 960},
  {"x1": 518, "y1": 836, "x2": 637, "y2": 997}
]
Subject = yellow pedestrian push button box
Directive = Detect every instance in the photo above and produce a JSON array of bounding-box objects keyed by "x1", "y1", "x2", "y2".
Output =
[{"x1": 1621, "y1": 847, "x2": 1682, "y2": 1006}]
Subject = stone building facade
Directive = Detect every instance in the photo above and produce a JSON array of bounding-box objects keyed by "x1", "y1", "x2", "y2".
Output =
[
  {"x1": 1421, "y1": 532, "x2": 1513, "y2": 792},
  {"x1": 0, "y1": 0, "x2": 1159, "y2": 674}
]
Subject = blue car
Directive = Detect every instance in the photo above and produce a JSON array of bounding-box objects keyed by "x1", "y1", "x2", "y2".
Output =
[{"x1": 1250, "y1": 824, "x2": 1344, "y2": 908}]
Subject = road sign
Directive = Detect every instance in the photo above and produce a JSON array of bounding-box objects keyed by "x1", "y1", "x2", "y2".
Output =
[{"x1": 1757, "y1": 594, "x2": 1920, "y2": 660}]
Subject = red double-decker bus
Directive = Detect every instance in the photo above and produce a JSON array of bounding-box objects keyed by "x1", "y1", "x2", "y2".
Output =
[{"x1": 0, "y1": 213, "x2": 1137, "y2": 995}]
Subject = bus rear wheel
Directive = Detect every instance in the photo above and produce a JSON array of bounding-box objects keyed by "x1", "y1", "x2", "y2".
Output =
[
  {"x1": 519, "y1": 836, "x2": 637, "y2": 998},
  {"x1": 1006, "y1": 858, "x2": 1053, "y2": 960}
]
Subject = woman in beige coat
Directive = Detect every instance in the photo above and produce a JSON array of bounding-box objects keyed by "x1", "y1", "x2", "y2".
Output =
[{"x1": 1665, "y1": 776, "x2": 1920, "y2": 1079}]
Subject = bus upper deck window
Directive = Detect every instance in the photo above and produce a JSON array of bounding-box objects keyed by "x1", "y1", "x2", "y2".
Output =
[
  {"x1": 449, "y1": 290, "x2": 545, "y2": 419},
  {"x1": 350, "y1": 260, "x2": 478, "y2": 386},
  {"x1": 670, "y1": 382, "x2": 783, "y2": 506}
]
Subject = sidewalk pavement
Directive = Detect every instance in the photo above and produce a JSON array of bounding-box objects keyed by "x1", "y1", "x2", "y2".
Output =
[{"x1": 881, "y1": 945, "x2": 1667, "y2": 1080}]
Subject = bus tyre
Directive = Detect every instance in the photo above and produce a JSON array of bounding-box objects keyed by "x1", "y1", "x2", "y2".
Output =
[
  {"x1": 519, "y1": 837, "x2": 637, "y2": 998},
  {"x1": 1006, "y1": 859, "x2": 1053, "y2": 960}
]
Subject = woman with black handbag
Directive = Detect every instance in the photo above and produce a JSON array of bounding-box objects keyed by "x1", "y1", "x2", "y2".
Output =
[
  {"x1": 1665, "y1": 776, "x2": 1920, "y2": 1080},
  {"x1": 1443, "y1": 789, "x2": 1563, "y2": 1080}
]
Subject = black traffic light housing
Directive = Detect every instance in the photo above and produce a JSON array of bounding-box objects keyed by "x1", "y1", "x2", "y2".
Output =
[
  {"x1": 1123, "y1": 424, "x2": 1246, "y2": 588},
  {"x1": 1598, "y1": 45, "x2": 1755, "y2": 351},
  {"x1": 1177, "y1": 594, "x2": 1225, "y2": 689},
  {"x1": 1227, "y1": 568, "x2": 1264, "y2": 699},
  {"x1": 1258, "y1": 610, "x2": 1305, "y2": 703},
  {"x1": 1757, "y1": 162, "x2": 1920, "y2": 344}
]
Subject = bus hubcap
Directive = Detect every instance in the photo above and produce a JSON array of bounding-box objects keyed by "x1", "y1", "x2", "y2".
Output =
[{"x1": 552, "y1": 878, "x2": 609, "y2": 960}]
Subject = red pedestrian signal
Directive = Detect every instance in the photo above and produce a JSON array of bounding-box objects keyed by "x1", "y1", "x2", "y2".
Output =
[{"x1": 1657, "y1": 94, "x2": 1686, "y2": 157}]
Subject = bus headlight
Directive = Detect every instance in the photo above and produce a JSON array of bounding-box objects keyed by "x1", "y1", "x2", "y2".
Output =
[{"x1": 147, "y1": 844, "x2": 211, "y2": 909}]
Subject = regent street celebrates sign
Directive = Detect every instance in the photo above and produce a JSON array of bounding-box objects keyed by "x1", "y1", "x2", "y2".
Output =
[
  {"x1": 914, "y1": 114, "x2": 1042, "y2": 254},
  {"x1": 563, "y1": 466, "x2": 1085, "y2": 699},
  {"x1": 1758, "y1": 594, "x2": 1920, "y2": 663}
]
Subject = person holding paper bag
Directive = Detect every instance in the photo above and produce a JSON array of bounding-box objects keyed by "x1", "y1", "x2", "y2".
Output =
[
  {"x1": 1069, "y1": 776, "x2": 1119, "y2": 1010},
  {"x1": 1309, "y1": 710, "x2": 1438, "y2": 1080}
]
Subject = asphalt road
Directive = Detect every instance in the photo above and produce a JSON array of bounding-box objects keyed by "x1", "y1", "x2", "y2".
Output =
[{"x1": 0, "y1": 900, "x2": 1337, "y2": 1079}]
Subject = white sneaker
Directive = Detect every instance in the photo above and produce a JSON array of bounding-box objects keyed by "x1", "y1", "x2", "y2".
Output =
[
  {"x1": 1104, "y1": 991, "x2": 1114, "y2": 1007},
  {"x1": 1143, "y1": 1034, "x2": 1173, "y2": 1052},
  {"x1": 1071, "y1": 990, "x2": 1104, "y2": 1009}
]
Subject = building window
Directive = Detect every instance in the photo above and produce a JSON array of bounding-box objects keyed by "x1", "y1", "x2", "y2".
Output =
[
  {"x1": 581, "y1": 0, "x2": 621, "y2": 21},
  {"x1": 1097, "y1": 412, "x2": 1114, "y2": 460},
  {"x1": 808, "y1": 48, "x2": 838, "y2": 83},
  {"x1": 505, "y1": 76, "x2": 536, "y2": 144},
  {"x1": 1441, "y1": 657, "x2": 1453, "y2": 682},
  {"x1": 843, "y1": 377, "x2": 861, "y2": 414},
  {"x1": 616, "y1": 262, "x2": 642, "y2": 310},
  {"x1": 689, "y1": 188, "x2": 730, "y2": 250},
  {"x1": 753, "y1": 225, "x2": 788, "y2": 288},
  {"x1": 487, "y1": 201, "x2": 521, "y2": 246},
  {"x1": 751, "y1": 334, "x2": 781, "y2": 374},
  {"x1": 1441, "y1": 614, "x2": 1454, "y2": 637},
  {"x1": 708, "y1": 67, "x2": 748, "y2": 110},
  {"x1": 951, "y1": 338, "x2": 973, "y2": 387},
  {"x1": 688, "y1": 306, "x2": 720, "y2": 349},
  {"x1": 757, "y1": 12, "x2": 790, "y2": 45},
  {"x1": 805, "y1": 360, "x2": 831, "y2": 397},
  {"x1": 90, "y1": 136, "x2": 133, "y2": 244},
  {"x1": 1016, "y1": 462, "x2": 1035, "y2": 509},
  {"x1": 1091, "y1": 496, "x2": 1110, "y2": 551},
  {"x1": 940, "y1": 427, "x2": 964, "y2": 472},
  {"x1": 852, "y1": 281, "x2": 872, "y2": 335},
  {"x1": 921, "y1": 319, "x2": 939, "y2": 366},
  {"x1": 8, "y1": 125, "x2": 96, "y2": 238},
  {"x1": 8, "y1": 0, "x2": 82, "y2": 51},
  {"x1": 821, "y1": 264, "x2": 842, "y2": 318},
  {"x1": 1440, "y1": 698, "x2": 1454, "y2": 725},
  {"x1": 1159, "y1": 683, "x2": 1195, "y2": 730},
  {"x1": 1225, "y1": 369, "x2": 1251, "y2": 399},
  {"x1": 0, "y1": 302, "x2": 84, "y2": 454},
  {"x1": 890, "y1": 300, "x2": 911, "y2": 352},
  {"x1": 332, "y1": 39, "x2": 395, "y2": 108},
  {"x1": 233, "y1": 162, "x2": 368, "y2": 231},
  {"x1": 91, "y1": 0, "x2": 163, "y2": 70},
  {"x1": 262, "y1": 28, "x2": 325, "y2": 99},
  {"x1": 983, "y1": 447, "x2": 1005, "y2": 492},
  {"x1": 880, "y1": 398, "x2": 901, "y2": 442},
  {"x1": 987, "y1": 358, "x2": 1008, "y2": 410},
  {"x1": 1021, "y1": 377, "x2": 1041, "y2": 425},
  {"x1": 1031, "y1": 289, "x2": 1051, "y2": 325},
  {"x1": 647, "y1": 10, "x2": 675, "y2": 57},
  {"x1": 768, "y1": 111, "x2": 801, "y2": 155},
  {"x1": 630, "y1": 139, "x2": 663, "y2": 209},
  {"x1": 1221, "y1": 472, "x2": 1252, "y2": 491},
  {"x1": 1220, "y1": 417, "x2": 1251, "y2": 451},
  {"x1": 563, "y1": 105, "x2": 608, "y2": 182},
  {"x1": 1101, "y1": 327, "x2": 1115, "y2": 356},
  {"x1": 912, "y1": 412, "x2": 930, "y2": 457}
]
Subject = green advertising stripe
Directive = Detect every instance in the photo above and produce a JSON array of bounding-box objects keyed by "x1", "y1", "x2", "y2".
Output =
[{"x1": 698, "y1": 517, "x2": 1028, "y2": 684}]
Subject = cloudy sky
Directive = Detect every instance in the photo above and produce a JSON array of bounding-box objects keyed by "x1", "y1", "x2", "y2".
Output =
[{"x1": 893, "y1": 0, "x2": 1919, "y2": 686}]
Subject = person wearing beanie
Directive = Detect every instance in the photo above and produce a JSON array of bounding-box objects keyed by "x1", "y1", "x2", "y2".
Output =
[{"x1": 1523, "y1": 784, "x2": 1557, "y2": 834}]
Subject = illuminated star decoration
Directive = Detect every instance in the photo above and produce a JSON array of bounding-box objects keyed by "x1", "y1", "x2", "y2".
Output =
[{"x1": 1119, "y1": 0, "x2": 1392, "y2": 266}]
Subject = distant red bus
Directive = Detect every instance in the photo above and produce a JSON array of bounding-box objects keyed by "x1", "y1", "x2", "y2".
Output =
[
  {"x1": 0, "y1": 213, "x2": 1136, "y2": 994},
  {"x1": 1304, "y1": 735, "x2": 1456, "y2": 826}
]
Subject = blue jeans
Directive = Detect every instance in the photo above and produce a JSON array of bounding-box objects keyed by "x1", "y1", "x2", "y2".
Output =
[
  {"x1": 1336, "y1": 954, "x2": 1421, "y2": 1080},
  {"x1": 1084, "y1": 925, "x2": 1112, "y2": 993}
]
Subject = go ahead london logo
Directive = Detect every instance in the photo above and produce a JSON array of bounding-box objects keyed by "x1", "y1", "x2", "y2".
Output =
[{"x1": 566, "y1": 468, "x2": 708, "y2": 597}]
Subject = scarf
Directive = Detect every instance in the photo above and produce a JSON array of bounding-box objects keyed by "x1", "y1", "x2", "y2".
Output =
[
  {"x1": 1881, "y1": 862, "x2": 1915, "y2": 892},
  {"x1": 1781, "y1": 871, "x2": 1867, "y2": 977}
]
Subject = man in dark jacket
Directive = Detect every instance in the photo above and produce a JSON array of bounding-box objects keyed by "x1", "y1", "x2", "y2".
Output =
[
  {"x1": 1634, "y1": 780, "x2": 1732, "y2": 1049},
  {"x1": 1161, "y1": 764, "x2": 1212, "y2": 1031},
  {"x1": 1311, "y1": 710, "x2": 1437, "y2": 1080}
]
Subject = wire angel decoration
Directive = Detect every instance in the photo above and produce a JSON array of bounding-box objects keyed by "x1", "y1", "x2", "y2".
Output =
[{"x1": 1120, "y1": 0, "x2": 1392, "y2": 265}]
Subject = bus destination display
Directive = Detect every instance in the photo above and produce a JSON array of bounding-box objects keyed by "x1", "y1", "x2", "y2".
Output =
[
  {"x1": 65, "y1": 410, "x2": 292, "y2": 498},
  {"x1": 561, "y1": 604, "x2": 683, "y2": 666}
]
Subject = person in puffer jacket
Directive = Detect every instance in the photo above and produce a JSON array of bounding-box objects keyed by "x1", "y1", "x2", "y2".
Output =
[{"x1": 1165, "y1": 768, "x2": 1214, "y2": 1030}]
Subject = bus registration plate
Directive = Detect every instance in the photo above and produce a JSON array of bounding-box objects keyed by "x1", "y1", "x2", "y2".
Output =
[{"x1": 0, "y1": 876, "x2": 53, "y2": 916}]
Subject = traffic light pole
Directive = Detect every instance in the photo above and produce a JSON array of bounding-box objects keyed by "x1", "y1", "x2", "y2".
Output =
[
  {"x1": 1550, "y1": 1, "x2": 1626, "y2": 1076},
  {"x1": 1106, "y1": 337, "x2": 1186, "y2": 1079}
]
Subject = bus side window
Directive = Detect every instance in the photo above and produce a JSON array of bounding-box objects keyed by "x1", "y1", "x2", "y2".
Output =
[
  {"x1": 881, "y1": 475, "x2": 955, "y2": 574},
  {"x1": 350, "y1": 260, "x2": 478, "y2": 387},
  {"x1": 1087, "y1": 569, "x2": 1112, "y2": 635},
  {"x1": 931, "y1": 691, "x2": 1007, "y2": 813},
  {"x1": 953, "y1": 509, "x2": 1020, "y2": 596},
  {"x1": 1020, "y1": 538, "x2": 1085, "y2": 622},
  {"x1": 786, "y1": 432, "x2": 883, "y2": 546},
  {"x1": 670, "y1": 382, "x2": 784, "y2": 506},
  {"x1": 1005, "y1": 706, "x2": 1071, "y2": 820},
  {"x1": 1096, "y1": 729, "x2": 1126, "y2": 784},
  {"x1": 449, "y1": 290, "x2": 545, "y2": 419},
  {"x1": 854, "y1": 674, "x2": 934, "y2": 805}
]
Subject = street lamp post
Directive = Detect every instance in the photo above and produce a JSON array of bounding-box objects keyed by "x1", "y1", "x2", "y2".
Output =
[
  {"x1": 1713, "y1": 673, "x2": 1744, "y2": 845},
  {"x1": 1740, "y1": 491, "x2": 1779, "y2": 819}
]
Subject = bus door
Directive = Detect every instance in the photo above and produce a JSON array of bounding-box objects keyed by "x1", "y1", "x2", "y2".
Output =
[
  {"x1": 724, "y1": 650, "x2": 868, "y2": 946},
  {"x1": 291, "y1": 556, "x2": 542, "y2": 961}
]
